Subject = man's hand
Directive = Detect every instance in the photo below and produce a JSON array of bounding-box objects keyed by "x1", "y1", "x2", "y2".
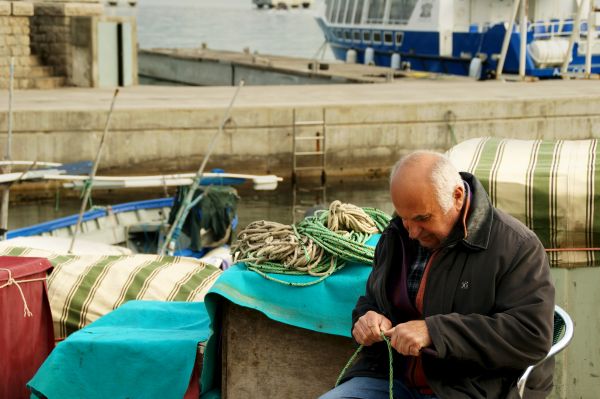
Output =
[
  {"x1": 384, "y1": 320, "x2": 432, "y2": 357},
  {"x1": 352, "y1": 311, "x2": 393, "y2": 346}
]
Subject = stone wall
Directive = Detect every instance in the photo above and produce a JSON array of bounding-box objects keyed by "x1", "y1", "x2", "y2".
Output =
[
  {"x1": 0, "y1": 2, "x2": 35, "y2": 89},
  {"x1": 27, "y1": 1, "x2": 138, "y2": 87},
  {"x1": 29, "y1": 2, "x2": 102, "y2": 86}
]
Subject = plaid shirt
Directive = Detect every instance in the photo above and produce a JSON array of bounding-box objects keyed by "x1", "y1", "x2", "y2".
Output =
[{"x1": 407, "y1": 244, "x2": 430, "y2": 305}]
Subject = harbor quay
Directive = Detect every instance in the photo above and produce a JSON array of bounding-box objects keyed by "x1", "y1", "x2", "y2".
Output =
[{"x1": 1, "y1": 79, "x2": 600, "y2": 179}]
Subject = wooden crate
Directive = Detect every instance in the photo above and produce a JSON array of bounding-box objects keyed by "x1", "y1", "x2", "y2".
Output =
[{"x1": 221, "y1": 301, "x2": 357, "y2": 398}]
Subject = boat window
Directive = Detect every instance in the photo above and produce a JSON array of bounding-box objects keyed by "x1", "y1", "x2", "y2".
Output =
[
  {"x1": 384, "y1": 31, "x2": 393, "y2": 44},
  {"x1": 372, "y1": 31, "x2": 382, "y2": 44},
  {"x1": 367, "y1": 0, "x2": 385, "y2": 24},
  {"x1": 353, "y1": 30, "x2": 361, "y2": 41},
  {"x1": 363, "y1": 30, "x2": 371, "y2": 42},
  {"x1": 354, "y1": 0, "x2": 364, "y2": 24},
  {"x1": 395, "y1": 32, "x2": 404, "y2": 46},
  {"x1": 389, "y1": 0, "x2": 418, "y2": 24},
  {"x1": 344, "y1": 30, "x2": 352, "y2": 41},
  {"x1": 345, "y1": 0, "x2": 356, "y2": 24}
]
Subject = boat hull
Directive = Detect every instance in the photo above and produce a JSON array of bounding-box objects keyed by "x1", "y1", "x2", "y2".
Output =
[{"x1": 317, "y1": 17, "x2": 600, "y2": 78}]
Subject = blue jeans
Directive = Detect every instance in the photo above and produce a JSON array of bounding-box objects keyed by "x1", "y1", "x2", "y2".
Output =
[{"x1": 318, "y1": 377, "x2": 438, "y2": 399}]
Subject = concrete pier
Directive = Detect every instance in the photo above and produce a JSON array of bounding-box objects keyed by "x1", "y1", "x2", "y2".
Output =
[
  {"x1": 138, "y1": 48, "x2": 437, "y2": 86},
  {"x1": 1, "y1": 80, "x2": 600, "y2": 179}
]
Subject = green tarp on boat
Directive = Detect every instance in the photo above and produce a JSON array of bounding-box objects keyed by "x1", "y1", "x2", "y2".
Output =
[{"x1": 28, "y1": 301, "x2": 210, "y2": 399}]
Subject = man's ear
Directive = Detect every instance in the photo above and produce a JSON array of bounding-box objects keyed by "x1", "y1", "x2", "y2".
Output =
[{"x1": 453, "y1": 185, "x2": 465, "y2": 210}]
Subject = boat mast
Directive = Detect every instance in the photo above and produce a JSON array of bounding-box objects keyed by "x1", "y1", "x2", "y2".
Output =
[
  {"x1": 68, "y1": 89, "x2": 119, "y2": 254},
  {"x1": 159, "y1": 80, "x2": 245, "y2": 256},
  {"x1": 0, "y1": 57, "x2": 14, "y2": 241}
]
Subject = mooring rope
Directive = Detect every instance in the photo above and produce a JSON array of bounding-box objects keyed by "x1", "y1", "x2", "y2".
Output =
[
  {"x1": 231, "y1": 201, "x2": 391, "y2": 286},
  {"x1": 0, "y1": 268, "x2": 47, "y2": 317},
  {"x1": 335, "y1": 332, "x2": 394, "y2": 399}
]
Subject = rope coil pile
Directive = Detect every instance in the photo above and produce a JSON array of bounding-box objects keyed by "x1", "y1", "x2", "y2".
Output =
[{"x1": 232, "y1": 200, "x2": 391, "y2": 286}]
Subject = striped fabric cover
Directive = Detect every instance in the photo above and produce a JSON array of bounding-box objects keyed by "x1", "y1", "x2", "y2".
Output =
[
  {"x1": 0, "y1": 246, "x2": 221, "y2": 339},
  {"x1": 447, "y1": 137, "x2": 600, "y2": 269}
]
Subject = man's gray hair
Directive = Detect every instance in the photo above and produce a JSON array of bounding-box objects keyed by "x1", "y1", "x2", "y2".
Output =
[{"x1": 390, "y1": 151, "x2": 463, "y2": 213}]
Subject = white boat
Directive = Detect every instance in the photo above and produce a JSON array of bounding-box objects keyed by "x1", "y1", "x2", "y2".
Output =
[
  {"x1": 0, "y1": 162, "x2": 282, "y2": 191},
  {"x1": 3, "y1": 165, "x2": 282, "y2": 261},
  {"x1": 254, "y1": 0, "x2": 314, "y2": 9},
  {"x1": 316, "y1": 0, "x2": 600, "y2": 78}
]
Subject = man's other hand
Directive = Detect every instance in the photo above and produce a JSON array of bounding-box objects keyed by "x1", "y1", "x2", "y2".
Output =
[
  {"x1": 352, "y1": 311, "x2": 393, "y2": 346},
  {"x1": 384, "y1": 320, "x2": 432, "y2": 356}
]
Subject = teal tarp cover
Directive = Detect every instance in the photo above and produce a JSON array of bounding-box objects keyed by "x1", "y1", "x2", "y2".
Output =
[
  {"x1": 28, "y1": 300, "x2": 210, "y2": 399},
  {"x1": 200, "y1": 234, "x2": 379, "y2": 397}
]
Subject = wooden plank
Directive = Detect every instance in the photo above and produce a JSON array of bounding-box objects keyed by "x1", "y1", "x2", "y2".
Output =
[{"x1": 222, "y1": 302, "x2": 357, "y2": 399}]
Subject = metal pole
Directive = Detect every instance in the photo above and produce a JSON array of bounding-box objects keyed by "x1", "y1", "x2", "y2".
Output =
[
  {"x1": 159, "y1": 80, "x2": 245, "y2": 256},
  {"x1": 519, "y1": 0, "x2": 528, "y2": 79},
  {"x1": 68, "y1": 89, "x2": 119, "y2": 253},
  {"x1": 562, "y1": 0, "x2": 586, "y2": 74},
  {"x1": 585, "y1": 0, "x2": 595, "y2": 77},
  {"x1": 497, "y1": 0, "x2": 521, "y2": 79},
  {"x1": 0, "y1": 57, "x2": 14, "y2": 240}
]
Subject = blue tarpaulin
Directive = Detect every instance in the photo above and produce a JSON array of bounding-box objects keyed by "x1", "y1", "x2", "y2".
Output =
[
  {"x1": 28, "y1": 301, "x2": 210, "y2": 399},
  {"x1": 200, "y1": 234, "x2": 379, "y2": 397}
]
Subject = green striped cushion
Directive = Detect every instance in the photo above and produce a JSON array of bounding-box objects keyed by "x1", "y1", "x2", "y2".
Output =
[
  {"x1": 447, "y1": 137, "x2": 600, "y2": 268},
  {"x1": 0, "y1": 246, "x2": 221, "y2": 338}
]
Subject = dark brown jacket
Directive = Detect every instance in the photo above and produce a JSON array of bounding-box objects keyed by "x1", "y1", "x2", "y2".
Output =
[{"x1": 345, "y1": 173, "x2": 555, "y2": 398}]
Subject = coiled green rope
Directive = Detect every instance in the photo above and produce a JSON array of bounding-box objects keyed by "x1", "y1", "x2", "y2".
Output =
[
  {"x1": 231, "y1": 201, "x2": 391, "y2": 286},
  {"x1": 335, "y1": 332, "x2": 394, "y2": 399}
]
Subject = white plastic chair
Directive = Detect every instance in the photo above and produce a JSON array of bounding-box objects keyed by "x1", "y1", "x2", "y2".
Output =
[{"x1": 517, "y1": 305, "x2": 574, "y2": 398}]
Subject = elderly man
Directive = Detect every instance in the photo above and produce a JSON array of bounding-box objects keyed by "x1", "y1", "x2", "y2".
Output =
[{"x1": 321, "y1": 151, "x2": 555, "y2": 399}]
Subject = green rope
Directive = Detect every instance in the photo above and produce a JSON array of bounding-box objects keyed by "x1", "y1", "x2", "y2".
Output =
[
  {"x1": 232, "y1": 203, "x2": 391, "y2": 286},
  {"x1": 232, "y1": 205, "x2": 391, "y2": 287},
  {"x1": 335, "y1": 332, "x2": 394, "y2": 399},
  {"x1": 80, "y1": 179, "x2": 94, "y2": 208}
]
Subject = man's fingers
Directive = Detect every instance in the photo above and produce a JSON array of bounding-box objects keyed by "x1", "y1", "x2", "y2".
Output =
[
  {"x1": 368, "y1": 323, "x2": 381, "y2": 338},
  {"x1": 380, "y1": 319, "x2": 393, "y2": 332},
  {"x1": 353, "y1": 323, "x2": 368, "y2": 343}
]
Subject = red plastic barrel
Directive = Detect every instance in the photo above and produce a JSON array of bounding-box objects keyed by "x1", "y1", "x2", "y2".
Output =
[{"x1": 0, "y1": 256, "x2": 54, "y2": 399}]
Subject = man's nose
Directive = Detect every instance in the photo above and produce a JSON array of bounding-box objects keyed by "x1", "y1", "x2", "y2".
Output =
[{"x1": 404, "y1": 220, "x2": 422, "y2": 239}]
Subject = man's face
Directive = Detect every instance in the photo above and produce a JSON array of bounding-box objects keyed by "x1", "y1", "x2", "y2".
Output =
[{"x1": 391, "y1": 179, "x2": 463, "y2": 249}]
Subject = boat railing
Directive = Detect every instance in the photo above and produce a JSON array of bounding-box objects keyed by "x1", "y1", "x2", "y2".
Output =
[{"x1": 529, "y1": 18, "x2": 599, "y2": 40}]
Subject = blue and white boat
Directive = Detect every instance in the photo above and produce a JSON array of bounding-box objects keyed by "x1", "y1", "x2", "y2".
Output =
[
  {"x1": 316, "y1": 0, "x2": 600, "y2": 78},
  {"x1": 2, "y1": 170, "x2": 282, "y2": 263}
]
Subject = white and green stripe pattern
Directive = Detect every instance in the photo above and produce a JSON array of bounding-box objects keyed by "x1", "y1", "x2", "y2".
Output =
[
  {"x1": 0, "y1": 246, "x2": 221, "y2": 338},
  {"x1": 447, "y1": 137, "x2": 600, "y2": 268}
]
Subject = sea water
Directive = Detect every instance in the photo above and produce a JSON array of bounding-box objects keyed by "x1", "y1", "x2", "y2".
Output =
[{"x1": 132, "y1": 0, "x2": 334, "y2": 59}]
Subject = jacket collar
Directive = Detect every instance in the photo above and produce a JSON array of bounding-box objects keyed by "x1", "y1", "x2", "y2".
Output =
[
  {"x1": 458, "y1": 172, "x2": 493, "y2": 250},
  {"x1": 388, "y1": 172, "x2": 493, "y2": 251}
]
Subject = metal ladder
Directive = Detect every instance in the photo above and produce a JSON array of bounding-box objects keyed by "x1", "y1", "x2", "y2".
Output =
[{"x1": 291, "y1": 109, "x2": 327, "y2": 223}]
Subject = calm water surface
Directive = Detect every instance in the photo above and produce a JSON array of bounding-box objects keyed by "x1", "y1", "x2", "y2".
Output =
[{"x1": 133, "y1": 0, "x2": 334, "y2": 59}]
